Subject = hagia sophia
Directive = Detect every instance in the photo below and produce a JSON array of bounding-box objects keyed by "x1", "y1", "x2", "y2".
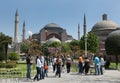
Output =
[
  {"x1": 32, "y1": 23, "x2": 74, "y2": 43},
  {"x1": 12, "y1": 10, "x2": 120, "y2": 56}
]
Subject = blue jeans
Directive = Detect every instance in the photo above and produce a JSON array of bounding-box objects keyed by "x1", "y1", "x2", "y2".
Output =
[
  {"x1": 100, "y1": 65, "x2": 104, "y2": 75},
  {"x1": 78, "y1": 62, "x2": 83, "y2": 74},
  {"x1": 94, "y1": 64, "x2": 100, "y2": 75},
  {"x1": 26, "y1": 64, "x2": 31, "y2": 79},
  {"x1": 41, "y1": 67, "x2": 44, "y2": 79}
]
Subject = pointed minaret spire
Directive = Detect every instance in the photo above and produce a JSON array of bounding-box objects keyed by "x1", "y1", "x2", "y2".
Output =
[
  {"x1": 15, "y1": 9, "x2": 18, "y2": 16},
  {"x1": 83, "y1": 13, "x2": 87, "y2": 36},
  {"x1": 14, "y1": 9, "x2": 19, "y2": 43},
  {"x1": 22, "y1": 21, "x2": 26, "y2": 41},
  {"x1": 78, "y1": 24, "x2": 80, "y2": 40}
]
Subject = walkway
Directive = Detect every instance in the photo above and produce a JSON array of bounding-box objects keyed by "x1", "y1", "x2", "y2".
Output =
[{"x1": 1, "y1": 66, "x2": 120, "y2": 83}]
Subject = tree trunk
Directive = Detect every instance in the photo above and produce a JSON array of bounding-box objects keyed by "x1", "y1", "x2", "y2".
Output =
[
  {"x1": 115, "y1": 55, "x2": 119, "y2": 70},
  {"x1": 5, "y1": 43, "x2": 8, "y2": 63}
]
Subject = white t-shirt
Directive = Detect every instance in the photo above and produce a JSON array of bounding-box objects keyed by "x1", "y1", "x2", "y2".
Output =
[
  {"x1": 100, "y1": 58, "x2": 105, "y2": 66},
  {"x1": 52, "y1": 58, "x2": 56, "y2": 65},
  {"x1": 36, "y1": 58, "x2": 42, "y2": 68}
]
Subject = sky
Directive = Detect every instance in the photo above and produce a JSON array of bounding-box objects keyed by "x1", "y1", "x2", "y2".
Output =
[{"x1": 0, "y1": 0, "x2": 120, "y2": 42}]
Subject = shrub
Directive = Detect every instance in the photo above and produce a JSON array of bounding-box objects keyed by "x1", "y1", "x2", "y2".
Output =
[
  {"x1": 8, "y1": 52, "x2": 20, "y2": 61},
  {"x1": 6, "y1": 61, "x2": 16, "y2": 68},
  {"x1": 0, "y1": 62, "x2": 6, "y2": 68}
]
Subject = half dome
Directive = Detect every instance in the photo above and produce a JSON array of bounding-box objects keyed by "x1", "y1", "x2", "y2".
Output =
[{"x1": 47, "y1": 36, "x2": 61, "y2": 44}]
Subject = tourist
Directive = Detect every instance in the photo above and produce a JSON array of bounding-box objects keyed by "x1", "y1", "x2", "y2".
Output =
[
  {"x1": 66, "y1": 55, "x2": 72, "y2": 73},
  {"x1": 99, "y1": 55, "x2": 105, "y2": 75},
  {"x1": 93, "y1": 55, "x2": 100, "y2": 75},
  {"x1": 26, "y1": 54, "x2": 32, "y2": 79},
  {"x1": 84, "y1": 57, "x2": 90, "y2": 75},
  {"x1": 44, "y1": 61, "x2": 48, "y2": 77},
  {"x1": 40, "y1": 55, "x2": 45, "y2": 79},
  {"x1": 33, "y1": 55, "x2": 41, "y2": 81},
  {"x1": 55, "y1": 56, "x2": 62, "y2": 77},
  {"x1": 61, "y1": 55, "x2": 65, "y2": 68},
  {"x1": 78, "y1": 55, "x2": 84, "y2": 74},
  {"x1": 52, "y1": 56, "x2": 57, "y2": 72}
]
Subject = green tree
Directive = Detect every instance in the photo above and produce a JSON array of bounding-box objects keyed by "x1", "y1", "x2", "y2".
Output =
[
  {"x1": 41, "y1": 43, "x2": 49, "y2": 56},
  {"x1": 48, "y1": 42, "x2": 61, "y2": 48},
  {"x1": 79, "y1": 32, "x2": 99, "y2": 54},
  {"x1": 61, "y1": 43, "x2": 71, "y2": 54},
  {"x1": 21, "y1": 40, "x2": 42, "y2": 55},
  {"x1": 48, "y1": 42, "x2": 61, "y2": 56},
  {"x1": 20, "y1": 41, "x2": 30, "y2": 54},
  {"x1": 105, "y1": 30, "x2": 120, "y2": 69},
  {"x1": 29, "y1": 40, "x2": 42, "y2": 55},
  {"x1": 69, "y1": 40, "x2": 80, "y2": 57},
  {"x1": 0, "y1": 32, "x2": 12, "y2": 62}
]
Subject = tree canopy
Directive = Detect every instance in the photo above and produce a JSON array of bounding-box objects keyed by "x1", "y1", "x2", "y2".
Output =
[
  {"x1": 105, "y1": 34, "x2": 120, "y2": 55},
  {"x1": 105, "y1": 30, "x2": 120, "y2": 69},
  {"x1": 0, "y1": 32, "x2": 12, "y2": 61},
  {"x1": 79, "y1": 32, "x2": 99, "y2": 53}
]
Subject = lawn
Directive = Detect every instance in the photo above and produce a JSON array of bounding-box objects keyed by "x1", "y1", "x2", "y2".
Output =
[
  {"x1": 0, "y1": 62, "x2": 36, "y2": 78},
  {"x1": 109, "y1": 62, "x2": 120, "y2": 70}
]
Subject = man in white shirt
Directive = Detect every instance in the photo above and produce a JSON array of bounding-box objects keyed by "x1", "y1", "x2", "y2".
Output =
[
  {"x1": 100, "y1": 56, "x2": 105, "y2": 75},
  {"x1": 33, "y1": 55, "x2": 42, "y2": 81}
]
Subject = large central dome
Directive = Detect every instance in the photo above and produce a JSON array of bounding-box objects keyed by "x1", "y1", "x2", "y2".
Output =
[
  {"x1": 92, "y1": 14, "x2": 119, "y2": 31},
  {"x1": 44, "y1": 23, "x2": 60, "y2": 28},
  {"x1": 44, "y1": 23, "x2": 63, "y2": 31}
]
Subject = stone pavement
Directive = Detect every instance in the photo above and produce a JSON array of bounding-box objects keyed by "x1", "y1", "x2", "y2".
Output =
[{"x1": 1, "y1": 66, "x2": 120, "y2": 83}]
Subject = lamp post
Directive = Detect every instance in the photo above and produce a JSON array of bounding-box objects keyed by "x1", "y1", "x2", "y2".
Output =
[{"x1": 85, "y1": 34, "x2": 87, "y2": 57}]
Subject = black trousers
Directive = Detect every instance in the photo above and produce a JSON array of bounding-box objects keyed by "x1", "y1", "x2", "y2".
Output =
[
  {"x1": 66, "y1": 62, "x2": 71, "y2": 73},
  {"x1": 34, "y1": 67, "x2": 40, "y2": 81},
  {"x1": 56, "y1": 65, "x2": 61, "y2": 77}
]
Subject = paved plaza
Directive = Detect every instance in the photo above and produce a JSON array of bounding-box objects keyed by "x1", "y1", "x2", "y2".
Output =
[{"x1": 1, "y1": 66, "x2": 120, "y2": 83}]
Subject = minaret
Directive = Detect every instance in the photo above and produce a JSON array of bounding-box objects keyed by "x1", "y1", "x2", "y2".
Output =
[
  {"x1": 83, "y1": 14, "x2": 87, "y2": 36},
  {"x1": 78, "y1": 24, "x2": 80, "y2": 40},
  {"x1": 83, "y1": 14, "x2": 87, "y2": 57},
  {"x1": 14, "y1": 9, "x2": 19, "y2": 43},
  {"x1": 22, "y1": 21, "x2": 26, "y2": 41}
]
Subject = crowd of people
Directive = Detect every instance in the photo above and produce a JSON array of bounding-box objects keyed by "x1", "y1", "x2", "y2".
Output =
[
  {"x1": 26, "y1": 53, "x2": 105, "y2": 81},
  {"x1": 78, "y1": 54, "x2": 105, "y2": 75},
  {"x1": 26, "y1": 54, "x2": 73, "y2": 81}
]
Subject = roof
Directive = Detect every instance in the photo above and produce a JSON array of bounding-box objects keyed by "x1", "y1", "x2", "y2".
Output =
[
  {"x1": 92, "y1": 20, "x2": 119, "y2": 31},
  {"x1": 43, "y1": 23, "x2": 63, "y2": 31},
  {"x1": 44, "y1": 23, "x2": 60, "y2": 28}
]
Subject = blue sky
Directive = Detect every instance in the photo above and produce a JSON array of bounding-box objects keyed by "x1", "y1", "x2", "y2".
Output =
[{"x1": 0, "y1": 0, "x2": 120, "y2": 41}]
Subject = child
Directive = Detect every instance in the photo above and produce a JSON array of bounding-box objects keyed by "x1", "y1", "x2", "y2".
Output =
[{"x1": 44, "y1": 61, "x2": 48, "y2": 77}]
